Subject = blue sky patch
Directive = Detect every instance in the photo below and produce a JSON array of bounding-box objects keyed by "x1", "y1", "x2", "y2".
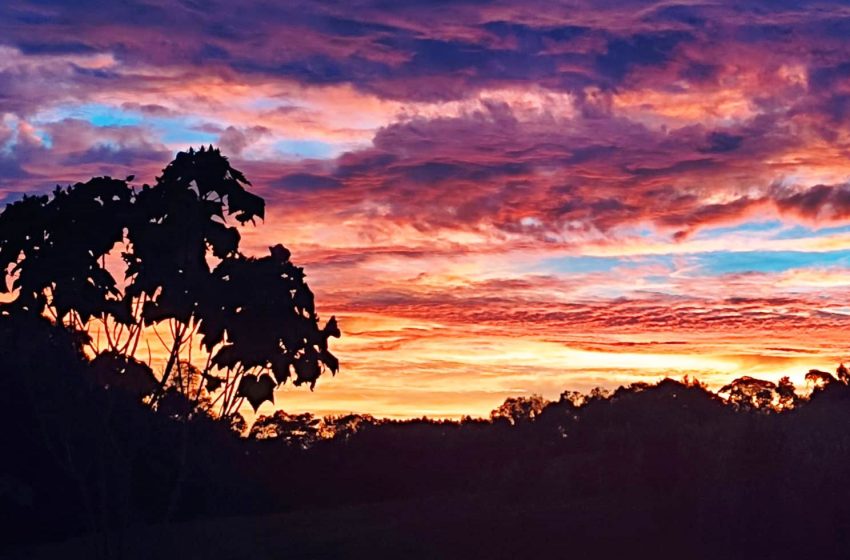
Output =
[
  {"x1": 275, "y1": 139, "x2": 337, "y2": 159},
  {"x1": 696, "y1": 250, "x2": 850, "y2": 275}
]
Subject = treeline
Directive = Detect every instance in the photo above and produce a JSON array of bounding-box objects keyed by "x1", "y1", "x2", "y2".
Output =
[
  {"x1": 247, "y1": 368, "x2": 843, "y2": 446},
  {"x1": 5, "y1": 312, "x2": 850, "y2": 559}
]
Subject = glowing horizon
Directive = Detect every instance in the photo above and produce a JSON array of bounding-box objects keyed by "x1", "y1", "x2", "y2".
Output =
[{"x1": 4, "y1": 0, "x2": 850, "y2": 418}]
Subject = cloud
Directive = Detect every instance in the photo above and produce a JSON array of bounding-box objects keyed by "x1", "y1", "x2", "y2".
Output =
[
  {"x1": 217, "y1": 125, "x2": 270, "y2": 156},
  {"x1": 0, "y1": 117, "x2": 169, "y2": 192},
  {"x1": 276, "y1": 173, "x2": 343, "y2": 191},
  {"x1": 774, "y1": 183, "x2": 850, "y2": 221},
  {"x1": 4, "y1": 0, "x2": 850, "y2": 415},
  {"x1": 0, "y1": 0, "x2": 842, "y2": 103},
  {"x1": 249, "y1": 99, "x2": 825, "y2": 242}
]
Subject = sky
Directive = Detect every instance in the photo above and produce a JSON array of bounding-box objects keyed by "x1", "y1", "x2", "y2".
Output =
[{"x1": 4, "y1": 0, "x2": 850, "y2": 418}]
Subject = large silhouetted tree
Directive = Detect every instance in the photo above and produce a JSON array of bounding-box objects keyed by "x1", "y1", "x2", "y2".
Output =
[{"x1": 0, "y1": 146, "x2": 340, "y2": 419}]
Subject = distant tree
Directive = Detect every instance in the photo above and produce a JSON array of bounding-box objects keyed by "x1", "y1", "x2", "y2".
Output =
[
  {"x1": 0, "y1": 147, "x2": 340, "y2": 419},
  {"x1": 719, "y1": 376, "x2": 778, "y2": 411},
  {"x1": 249, "y1": 410, "x2": 321, "y2": 447},
  {"x1": 156, "y1": 361, "x2": 215, "y2": 420},
  {"x1": 805, "y1": 369, "x2": 837, "y2": 390},
  {"x1": 319, "y1": 413, "x2": 376, "y2": 441},
  {"x1": 681, "y1": 374, "x2": 708, "y2": 389},
  {"x1": 559, "y1": 389, "x2": 586, "y2": 408},
  {"x1": 169, "y1": 362, "x2": 211, "y2": 409},
  {"x1": 588, "y1": 386, "x2": 611, "y2": 402},
  {"x1": 490, "y1": 394, "x2": 549, "y2": 425},
  {"x1": 776, "y1": 376, "x2": 799, "y2": 410},
  {"x1": 249, "y1": 412, "x2": 377, "y2": 445},
  {"x1": 837, "y1": 363, "x2": 850, "y2": 384}
]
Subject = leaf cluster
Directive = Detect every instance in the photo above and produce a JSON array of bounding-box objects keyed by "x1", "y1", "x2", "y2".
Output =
[{"x1": 0, "y1": 147, "x2": 340, "y2": 412}]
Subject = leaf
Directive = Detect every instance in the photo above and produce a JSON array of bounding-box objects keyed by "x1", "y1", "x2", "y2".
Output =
[
  {"x1": 0, "y1": 177, "x2": 132, "y2": 324},
  {"x1": 203, "y1": 373, "x2": 224, "y2": 392},
  {"x1": 320, "y1": 348, "x2": 339, "y2": 375},
  {"x1": 269, "y1": 244, "x2": 291, "y2": 263},
  {"x1": 324, "y1": 316, "x2": 341, "y2": 339},
  {"x1": 197, "y1": 313, "x2": 227, "y2": 351},
  {"x1": 104, "y1": 297, "x2": 134, "y2": 325},
  {"x1": 237, "y1": 373, "x2": 276, "y2": 412},
  {"x1": 270, "y1": 354, "x2": 291, "y2": 386},
  {"x1": 293, "y1": 355, "x2": 321, "y2": 389},
  {"x1": 227, "y1": 189, "x2": 265, "y2": 223},
  {"x1": 211, "y1": 344, "x2": 240, "y2": 370},
  {"x1": 206, "y1": 222, "x2": 240, "y2": 259}
]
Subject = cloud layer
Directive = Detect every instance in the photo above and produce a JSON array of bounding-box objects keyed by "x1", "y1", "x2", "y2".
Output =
[{"x1": 4, "y1": 0, "x2": 850, "y2": 416}]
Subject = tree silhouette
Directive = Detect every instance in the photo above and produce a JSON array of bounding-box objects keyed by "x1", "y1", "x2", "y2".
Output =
[
  {"x1": 776, "y1": 375, "x2": 798, "y2": 410},
  {"x1": 0, "y1": 147, "x2": 340, "y2": 418},
  {"x1": 837, "y1": 363, "x2": 850, "y2": 384},
  {"x1": 719, "y1": 376, "x2": 779, "y2": 411},
  {"x1": 805, "y1": 368, "x2": 837, "y2": 390},
  {"x1": 200, "y1": 245, "x2": 341, "y2": 415},
  {"x1": 490, "y1": 394, "x2": 548, "y2": 425},
  {"x1": 248, "y1": 410, "x2": 321, "y2": 446},
  {"x1": 123, "y1": 148, "x2": 264, "y2": 392},
  {"x1": 0, "y1": 177, "x2": 134, "y2": 325}
]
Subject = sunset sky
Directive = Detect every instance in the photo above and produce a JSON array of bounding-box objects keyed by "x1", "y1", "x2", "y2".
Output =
[{"x1": 4, "y1": 0, "x2": 850, "y2": 418}]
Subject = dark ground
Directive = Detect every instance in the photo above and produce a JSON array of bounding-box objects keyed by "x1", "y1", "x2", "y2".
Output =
[{"x1": 4, "y1": 315, "x2": 850, "y2": 559}]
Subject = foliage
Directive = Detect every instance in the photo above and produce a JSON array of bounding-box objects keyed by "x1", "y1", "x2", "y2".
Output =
[
  {"x1": 249, "y1": 410, "x2": 321, "y2": 446},
  {"x1": 489, "y1": 394, "x2": 549, "y2": 425},
  {"x1": 0, "y1": 147, "x2": 340, "y2": 418},
  {"x1": 248, "y1": 411, "x2": 376, "y2": 446},
  {"x1": 719, "y1": 375, "x2": 780, "y2": 411},
  {"x1": 805, "y1": 368, "x2": 836, "y2": 389},
  {"x1": 0, "y1": 178, "x2": 133, "y2": 323},
  {"x1": 202, "y1": 247, "x2": 341, "y2": 393}
]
